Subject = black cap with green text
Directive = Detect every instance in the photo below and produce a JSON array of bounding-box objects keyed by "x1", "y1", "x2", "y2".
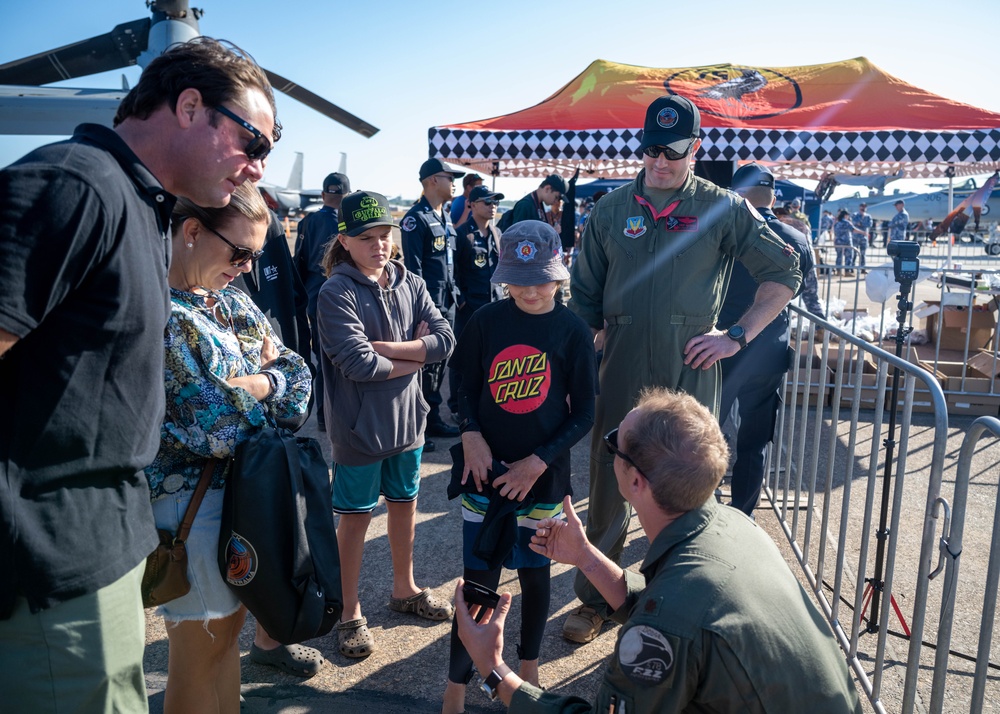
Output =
[{"x1": 338, "y1": 191, "x2": 398, "y2": 236}]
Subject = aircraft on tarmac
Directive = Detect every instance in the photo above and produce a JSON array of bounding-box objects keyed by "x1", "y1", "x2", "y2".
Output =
[
  {"x1": 258, "y1": 152, "x2": 348, "y2": 216},
  {"x1": 0, "y1": 0, "x2": 377, "y2": 138},
  {"x1": 865, "y1": 179, "x2": 1000, "y2": 224}
]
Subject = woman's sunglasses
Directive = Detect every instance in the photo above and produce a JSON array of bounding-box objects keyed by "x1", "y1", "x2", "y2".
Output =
[
  {"x1": 213, "y1": 105, "x2": 272, "y2": 162},
  {"x1": 204, "y1": 224, "x2": 264, "y2": 267},
  {"x1": 641, "y1": 141, "x2": 694, "y2": 161},
  {"x1": 603, "y1": 427, "x2": 644, "y2": 474}
]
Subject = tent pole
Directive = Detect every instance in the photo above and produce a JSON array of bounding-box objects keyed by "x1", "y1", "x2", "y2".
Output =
[{"x1": 947, "y1": 166, "x2": 954, "y2": 266}]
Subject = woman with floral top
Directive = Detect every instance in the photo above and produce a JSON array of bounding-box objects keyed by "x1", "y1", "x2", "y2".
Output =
[{"x1": 145, "y1": 183, "x2": 311, "y2": 713}]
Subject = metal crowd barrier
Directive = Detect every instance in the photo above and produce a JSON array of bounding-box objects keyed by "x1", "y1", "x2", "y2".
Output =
[{"x1": 767, "y1": 305, "x2": 1000, "y2": 713}]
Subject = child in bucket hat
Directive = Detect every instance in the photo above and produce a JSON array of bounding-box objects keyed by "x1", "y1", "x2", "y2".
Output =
[
  {"x1": 443, "y1": 220, "x2": 595, "y2": 711},
  {"x1": 491, "y1": 219, "x2": 570, "y2": 289}
]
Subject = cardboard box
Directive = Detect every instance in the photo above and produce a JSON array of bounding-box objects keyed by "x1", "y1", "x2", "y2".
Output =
[
  {"x1": 919, "y1": 300, "x2": 997, "y2": 352},
  {"x1": 838, "y1": 350, "x2": 943, "y2": 414},
  {"x1": 967, "y1": 350, "x2": 1000, "y2": 380},
  {"x1": 784, "y1": 348, "x2": 831, "y2": 407},
  {"x1": 931, "y1": 360, "x2": 1000, "y2": 417}
]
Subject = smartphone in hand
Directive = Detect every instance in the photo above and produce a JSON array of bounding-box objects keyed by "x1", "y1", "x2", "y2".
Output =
[{"x1": 463, "y1": 581, "x2": 500, "y2": 622}]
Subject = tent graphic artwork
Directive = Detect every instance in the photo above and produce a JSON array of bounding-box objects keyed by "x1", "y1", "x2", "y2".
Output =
[{"x1": 428, "y1": 58, "x2": 1000, "y2": 180}]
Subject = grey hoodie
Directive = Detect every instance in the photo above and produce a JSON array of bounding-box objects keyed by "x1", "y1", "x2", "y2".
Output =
[{"x1": 317, "y1": 259, "x2": 454, "y2": 466}]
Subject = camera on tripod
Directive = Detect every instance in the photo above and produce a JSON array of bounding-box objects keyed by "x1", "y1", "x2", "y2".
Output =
[{"x1": 886, "y1": 240, "x2": 920, "y2": 284}]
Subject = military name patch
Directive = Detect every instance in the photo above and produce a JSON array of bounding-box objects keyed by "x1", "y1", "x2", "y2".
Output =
[
  {"x1": 618, "y1": 625, "x2": 674, "y2": 686},
  {"x1": 401, "y1": 216, "x2": 417, "y2": 232},
  {"x1": 665, "y1": 216, "x2": 698, "y2": 231},
  {"x1": 624, "y1": 216, "x2": 647, "y2": 239}
]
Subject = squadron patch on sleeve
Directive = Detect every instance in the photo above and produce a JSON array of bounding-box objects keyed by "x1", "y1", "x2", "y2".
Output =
[
  {"x1": 401, "y1": 216, "x2": 417, "y2": 232},
  {"x1": 618, "y1": 625, "x2": 674, "y2": 686}
]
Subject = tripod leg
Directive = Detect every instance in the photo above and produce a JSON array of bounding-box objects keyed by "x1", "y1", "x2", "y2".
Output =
[{"x1": 889, "y1": 594, "x2": 911, "y2": 637}]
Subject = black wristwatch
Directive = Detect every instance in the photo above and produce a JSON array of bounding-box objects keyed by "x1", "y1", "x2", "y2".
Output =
[
  {"x1": 480, "y1": 666, "x2": 511, "y2": 701},
  {"x1": 725, "y1": 324, "x2": 747, "y2": 350}
]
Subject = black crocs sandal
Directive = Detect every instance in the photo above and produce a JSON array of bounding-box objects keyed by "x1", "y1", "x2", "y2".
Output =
[{"x1": 249, "y1": 643, "x2": 324, "y2": 678}]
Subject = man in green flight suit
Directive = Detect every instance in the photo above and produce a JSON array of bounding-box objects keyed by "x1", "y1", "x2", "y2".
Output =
[
  {"x1": 563, "y1": 94, "x2": 802, "y2": 643},
  {"x1": 455, "y1": 388, "x2": 863, "y2": 714}
]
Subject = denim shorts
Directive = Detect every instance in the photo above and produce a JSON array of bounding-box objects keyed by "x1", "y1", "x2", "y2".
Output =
[{"x1": 151, "y1": 487, "x2": 241, "y2": 623}]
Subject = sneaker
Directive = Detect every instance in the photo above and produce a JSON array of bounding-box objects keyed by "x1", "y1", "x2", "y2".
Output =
[{"x1": 562, "y1": 605, "x2": 606, "y2": 644}]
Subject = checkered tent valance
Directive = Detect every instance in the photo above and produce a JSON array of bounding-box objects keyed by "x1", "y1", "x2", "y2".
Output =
[{"x1": 428, "y1": 126, "x2": 1000, "y2": 181}]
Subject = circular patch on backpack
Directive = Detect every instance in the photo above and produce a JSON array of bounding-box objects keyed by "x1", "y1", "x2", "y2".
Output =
[{"x1": 224, "y1": 532, "x2": 257, "y2": 586}]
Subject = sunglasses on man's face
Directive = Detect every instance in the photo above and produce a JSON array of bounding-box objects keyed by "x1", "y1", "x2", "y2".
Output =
[
  {"x1": 642, "y1": 141, "x2": 695, "y2": 161},
  {"x1": 213, "y1": 105, "x2": 272, "y2": 162},
  {"x1": 603, "y1": 427, "x2": 644, "y2": 474},
  {"x1": 204, "y1": 224, "x2": 264, "y2": 267},
  {"x1": 478, "y1": 199, "x2": 501, "y2": 207}
]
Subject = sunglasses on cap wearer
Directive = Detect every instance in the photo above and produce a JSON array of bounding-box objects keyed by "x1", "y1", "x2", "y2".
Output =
[
  {"x1": 434, "y1": 173, "x2": 456, "y2": 183},
  {"x1": 604, "y1": 427, "x2": 645, "y2": 475},
  {"x1": 213, "y1": 105, "x2": 272, "y2": 162},
  {"x1": 642, "y1": 139, "x2": 696, "y2": 161},
  {"x1": 477, "y1": 199, "x2": 501, "y2": 206},
  {"x1": 203, "y1": 224, "x2": 264, "y2": 267}
]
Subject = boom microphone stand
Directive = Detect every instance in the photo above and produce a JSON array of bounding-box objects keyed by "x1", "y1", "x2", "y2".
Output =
[{"x1": 861, "y1": 242, "x2": 920, "y2": 635}]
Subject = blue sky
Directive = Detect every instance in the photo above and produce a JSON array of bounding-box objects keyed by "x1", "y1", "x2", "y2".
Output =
[{"x1": 2, "y1": 0, "x2": 999, "y2": 201}]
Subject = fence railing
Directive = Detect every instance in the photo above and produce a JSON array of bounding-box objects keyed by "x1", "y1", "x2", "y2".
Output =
[{"x1": 768, "y1": 305, "x2": 1000, "y2": 713}]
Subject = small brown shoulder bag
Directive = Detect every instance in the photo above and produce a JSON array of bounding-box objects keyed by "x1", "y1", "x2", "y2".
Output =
[{"x1": 141, "y1": 461, "x2": 216, "y2": 608}]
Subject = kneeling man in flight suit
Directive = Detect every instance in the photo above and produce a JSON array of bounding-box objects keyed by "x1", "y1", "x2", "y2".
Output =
[{"x1": 456, "y1": 387, "x2": 863, "y2": 713}]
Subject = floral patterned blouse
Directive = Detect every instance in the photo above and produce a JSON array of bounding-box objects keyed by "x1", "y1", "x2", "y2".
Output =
[{"x1": 146, "y1": 286, "x2": 311, "y2": 500}]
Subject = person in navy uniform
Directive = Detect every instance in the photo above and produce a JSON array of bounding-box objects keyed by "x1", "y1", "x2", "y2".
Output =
[
  {"x1": 851, "y1": 203, "x2": 874, "y2": 272},
  {"x1": 720, "y1": 163, "x2": 817, "y2": 517},
  {"x1": 401, "y1": 158, "x2": 466, "y2": 446}
]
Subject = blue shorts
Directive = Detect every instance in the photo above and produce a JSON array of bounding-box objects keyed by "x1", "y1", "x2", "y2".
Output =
[
  {"x1": 332, "y1": 448, "x2": 423, "y2": 514},
  {"x1": 151, "y1": 487, "x2": 241, "y2": 623},
  {"x1": 460, "y1": 494, "x2": 563, "y2": 570}
]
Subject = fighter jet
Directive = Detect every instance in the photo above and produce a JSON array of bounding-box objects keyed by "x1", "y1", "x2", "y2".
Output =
[
  {"x1": 866, "y1": 180, "x2": 1000, "y2": 223},
  {"x1": 258, "y1": 152, "x2": 348, "y2": 216}
]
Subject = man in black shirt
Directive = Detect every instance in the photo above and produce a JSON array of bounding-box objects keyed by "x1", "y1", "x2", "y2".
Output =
[
  {"x1": 294, "y1": 172, "x2": 349, "y2": 430},
  {"x1": 0, "y1": 38, "x2": 278, "y2": 712}
]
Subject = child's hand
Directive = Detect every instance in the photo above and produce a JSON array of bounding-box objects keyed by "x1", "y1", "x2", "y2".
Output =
[
  {"x1": 493, "y1": 454, "x2": 546, "y2": 501},
  {"x1": 461, "y1": 432, "x2": 493, "y2": 493}
]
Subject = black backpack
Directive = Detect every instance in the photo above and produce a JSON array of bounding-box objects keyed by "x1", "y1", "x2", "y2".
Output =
[
  {"x1": 219, "y1": 428, "x2": 342, "y2": 644},
  {"x1": 497, "y1": 207, "x2": 515, "y2": 232}
]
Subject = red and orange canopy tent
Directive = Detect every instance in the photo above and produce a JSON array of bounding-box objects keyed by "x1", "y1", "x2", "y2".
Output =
[{"x1": 429, "y1": 57, "x2": 1000, "y2": 181}]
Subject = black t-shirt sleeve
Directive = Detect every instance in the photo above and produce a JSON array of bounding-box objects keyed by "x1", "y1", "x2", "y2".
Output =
[
  {"x1": 532, "y1": 316, "x2": 597, "y2": 465},
  {"x1": 0, "y1": 167, "x2": 109, "y2": 337},
  {"x1": 455, "y1": 309, "x2": 485, "y2": 431}
]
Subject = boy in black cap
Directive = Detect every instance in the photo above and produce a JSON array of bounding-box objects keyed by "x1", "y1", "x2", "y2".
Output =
[
  {"x1": 294, "y1": 171, "x2": 351, "y2": 430},
  {"x1": 401, "y1": 158, "x2": 468, "y2": 444},
  {"x1": 564, "y1": 95, "x2": 802, "y2": 644},
  {"x1": 443, "y1": 221, "x2": 595, "y2": 712}
]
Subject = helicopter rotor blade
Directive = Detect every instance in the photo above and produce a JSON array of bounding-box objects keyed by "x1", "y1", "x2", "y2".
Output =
[
  {"x1": 0, "y1": 18, "x2": 150, "y2": 86},
  {"x1": 264, "y1": 69, "x2": 378, "y2": 138}
]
